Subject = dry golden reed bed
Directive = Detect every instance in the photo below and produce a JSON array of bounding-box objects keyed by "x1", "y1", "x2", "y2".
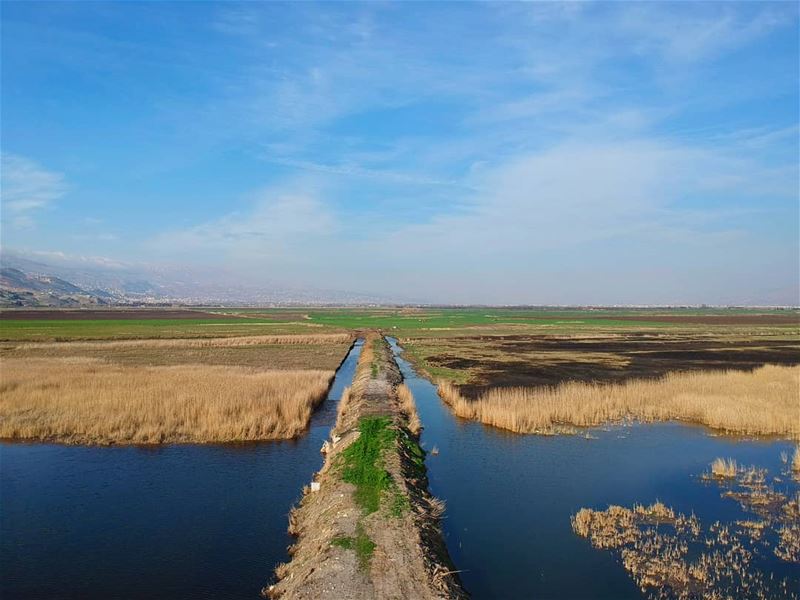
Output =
[
  {"x1": 12, "y1": 333, "x2": 352, "y2": 351},
  {"x1": 438, "y1": 364, "x2": 800, "y2": 437},
  {"x1": 0, "y1": 357, "x2": 334, "y2": 444}
]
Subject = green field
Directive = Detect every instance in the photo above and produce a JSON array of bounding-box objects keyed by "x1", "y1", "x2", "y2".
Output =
[{"x1": 1, "y1": 307, "x2": 797, "y2": 341}]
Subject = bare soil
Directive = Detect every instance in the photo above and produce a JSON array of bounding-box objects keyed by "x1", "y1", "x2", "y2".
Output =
[
  {"x1": 497, "y1": 314, "x2": 800, "y2": 325},
  {"x1": 597, "y1": 313, "x2": 800, "y2": 325},
  {"x1": 412, "y1": 334, "x2": 800, "y2": 399}
]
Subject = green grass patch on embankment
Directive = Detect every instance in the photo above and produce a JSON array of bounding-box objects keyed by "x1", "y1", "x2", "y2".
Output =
[
  {"x1": 332, "y1": 522, "x2": 376, "y2": 569},
  {"x1": 335, "y1": 415, "x2": 405, "y2": 569},
  {"x1": 340, "y1": 416, "x2": 395, "y2": 514},
  {"x1": 370, "y1": 338, "x2": 383, "y2": 377}
]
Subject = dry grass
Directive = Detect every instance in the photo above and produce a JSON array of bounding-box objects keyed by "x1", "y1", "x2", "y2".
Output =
[
  {"x1": 336, "y1": 386, "x2": 353, "y2": 424},
  {"x1": 437, "y1": 364, "x2": 800, "y2": 437},
  {"x1": 572, "y1": 460, "x2": 800, "y2": 599},
  {"x1": 350, "y1": 334, "x2": 378, "y2": 394},
  {"x1": 12, "y1": 333, "x2": 352, "y2": 351},
  {"x1": 1, "y1": 340, "x2": 352, "y2": 371},
  {"x1": 710, "y1": 458, "x2": 738, "y2": 479},
  {"x1": 396, "y1": 384, "x2": 421, "y2": 435},
  {"x1": 334, "y1": 335, "x2": 378, "y2": 427},
  {"x1": 0, "y1": 357, "x2": 334, "y2": 444}
]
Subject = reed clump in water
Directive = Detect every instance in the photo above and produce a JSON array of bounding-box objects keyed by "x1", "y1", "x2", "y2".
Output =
[
  {"x1": 573, "y1": 458, "x2": 800, "y2": 599},
  {"x1": 710, "y1": 458, "x2": 738, "y2": 479},
  {"x1": 438, "y1": 364, "x2": 800, "y2": 437},
  {"x1": 0, "y1": 357, "x2": 334, "y2": 444}
]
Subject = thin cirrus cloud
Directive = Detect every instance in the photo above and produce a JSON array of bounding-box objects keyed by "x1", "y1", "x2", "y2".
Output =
[
  {"x1": 0, "y1": 153, "x2": 66, "y2": 230},
  {"x1": 148, "y1": 188, "x2": 339, "y2": 267}
]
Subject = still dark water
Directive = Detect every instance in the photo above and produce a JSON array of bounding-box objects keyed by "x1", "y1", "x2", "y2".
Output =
[
  {"x1": 388, "y1": 338, "x2": 798, "y2": 600},
  {"x1": 0, "y1": 339, "x2": 363, "y2": 600}
]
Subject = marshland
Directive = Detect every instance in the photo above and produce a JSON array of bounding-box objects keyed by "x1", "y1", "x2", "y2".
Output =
[
  {"x1": 4, "y1": 2, "x2": 799, "y2": 597},
  {"x1": 1, "y1": 316, "x2": 364, "y2": 598},
  {"x1": 1, "y1": 307, "x2": 798, "y2": 599}
]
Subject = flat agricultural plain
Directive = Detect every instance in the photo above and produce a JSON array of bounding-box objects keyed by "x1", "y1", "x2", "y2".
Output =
[{"x1": 1, "y1": 306, "x2": 798, "y2": 442}]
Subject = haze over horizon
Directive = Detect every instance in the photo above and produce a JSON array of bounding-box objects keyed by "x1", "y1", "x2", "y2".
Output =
[{"x1": 1, "y1": 1, "x2": 798, "y2": 305}]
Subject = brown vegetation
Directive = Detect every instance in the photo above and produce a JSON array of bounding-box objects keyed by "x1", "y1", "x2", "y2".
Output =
[
  {"x1": 11, "y1": 333, "x2": 352, "y2": 351},
  {"x1": 0, "y1": 357, "x2": 334, "y2": 444},
  {"x1": 404, "y1": 332, "x2": 800, "y2": 398},
  {"x1": 437, "y1": 364, "x2": 800, "y2": 437},
  {"x1": 2, "y1": 336, "x2": 353, "y2": 372},
  {"x1": 396, "y1": 384, "x2": 421, "y2": 435},
  {"x1": 710, "y1": 458, "x2": 738, "y2": 478},
  {"x1": 572, "y1": 459, "x2": 800, "y2": 599}
]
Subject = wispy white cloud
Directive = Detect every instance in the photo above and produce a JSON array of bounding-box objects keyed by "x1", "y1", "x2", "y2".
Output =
[
  {"x1": 617, "y1": 3, "x2": 792, "y2": 63},
  {"x1": 148, "y1": 183, "x2": 338, "y2": 269},
  {"x1": 3, "y1": 2, "x2": 797, "y2": 304},
  {"x1": 0, "y1": 154, "x2": 66, "y2": 229},
  {"x1": 260, "y1": 156, "x2": 474, "y2": 190}
]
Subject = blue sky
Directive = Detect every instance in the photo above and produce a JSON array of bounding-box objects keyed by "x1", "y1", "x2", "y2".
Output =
[{"x1": 1, "y1": 1, "x2": 798, "y2": 304}]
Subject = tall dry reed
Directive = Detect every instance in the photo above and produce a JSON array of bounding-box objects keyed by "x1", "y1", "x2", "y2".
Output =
[
  {"x1": 331, "y1": 335, "x2": 378, "y2": 431},
  {"x1": 336, "y1": 386, "x2": 353, "y2": 424},
  {"x1": 437, "y1": 364, "x2": 800, "y2": 437},
  {"x1": 710, "y1": 458, "x2": 738, "y2": 478},
  {"x1": 0, "y1": 357, "x2": 334, "y2": 444},
  {"x1": 350, "y1": 334, "x2": 378, "y2": 394},
  {"x1": 396, "y1": 384, "x2": 421, "y2": 435}
]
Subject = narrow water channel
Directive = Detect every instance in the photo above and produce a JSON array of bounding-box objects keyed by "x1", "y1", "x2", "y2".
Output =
[
  {"x1": 0, "y1": 339, "x2": 363, "y2": 600},
  {"x1": 388, "y1": 338, "x2": 798, "y2": 599}
]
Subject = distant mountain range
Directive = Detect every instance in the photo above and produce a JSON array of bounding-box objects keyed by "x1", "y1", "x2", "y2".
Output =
[
  {"x1": 0, "y1": 267, "x2": 113, "y2": 307},
  {"x1": 0, "y1": 250, "x2": 400, "y2": 307}
]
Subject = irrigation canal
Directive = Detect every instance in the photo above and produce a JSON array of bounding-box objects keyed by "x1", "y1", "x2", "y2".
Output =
[
  {"x1": 2, "y1": 336, "x2": 797, "y2": 599},
  {"x1": 0, "y1": 340, "x2": 364, "y2": 599},
  {"x1": 388, "y1": 337, "x2": 798, "y2": 599}
]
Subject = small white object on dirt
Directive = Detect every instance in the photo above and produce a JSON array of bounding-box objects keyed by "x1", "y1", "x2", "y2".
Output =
[
  {"x1": 321, "y1": 441, "x2": 331, "y2": 454},
  {"x1": 332, "y1": 435, "x2": 342, "y2": 445},
  {"x1": 310, "y1": 482, "x2": 321, "y2": 492}
]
